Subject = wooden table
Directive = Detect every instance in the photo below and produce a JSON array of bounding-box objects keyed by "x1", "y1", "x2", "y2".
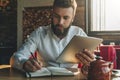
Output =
[
  {"x1": 0, "y1": 65, "x2": 120, "y2": 80},
  {"x1": 0, "y1": 65, "x2": 87, "y2": 80}
]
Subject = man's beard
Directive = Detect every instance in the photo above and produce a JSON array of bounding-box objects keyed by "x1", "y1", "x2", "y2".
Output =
[{"x1": 51, "y1": 22, "x2": 71, "y2": 38}]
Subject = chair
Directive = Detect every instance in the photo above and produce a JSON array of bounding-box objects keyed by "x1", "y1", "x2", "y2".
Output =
[
  {"x1": 99, "y1": 45, "x2": 117, "y2": 69},
  {"x1": 113, "y1": 45, "x2": 120, "y2": 69}
]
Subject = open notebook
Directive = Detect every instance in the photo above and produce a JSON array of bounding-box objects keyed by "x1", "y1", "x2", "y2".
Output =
[
  {"x1": 112, "y1": 69, "x2": 120, "y2": 77},
  {"x1": 56, "y1": 35, "x2": 103, "y2": 63},
  {"x1": 26, "y1": 66, "x2": 79, "y2": 78}
]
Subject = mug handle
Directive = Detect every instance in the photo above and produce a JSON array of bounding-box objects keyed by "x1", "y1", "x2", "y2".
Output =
[{"x1": 81, "y1": 65, "x2": 89, "y2": 76}]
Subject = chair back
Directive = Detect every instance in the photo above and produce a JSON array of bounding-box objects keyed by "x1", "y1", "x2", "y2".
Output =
[{"x1": 100, "y1": 45, "x2": 117, "y2": 69}]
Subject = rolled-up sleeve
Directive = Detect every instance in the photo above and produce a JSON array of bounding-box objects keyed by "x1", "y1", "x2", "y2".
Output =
[{"x1": 12, "y1": 30, "x2": 39, "y2": 70}]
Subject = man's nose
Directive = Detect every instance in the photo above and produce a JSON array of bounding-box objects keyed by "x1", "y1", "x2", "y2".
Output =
[{"x1": 59, "y1": 18, "x2": 64, "y2": 25}]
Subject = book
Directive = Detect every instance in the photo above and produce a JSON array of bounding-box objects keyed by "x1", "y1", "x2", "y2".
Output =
[
  {"x1": 26, "y1": 66, "x2": 78, "y2": 78},
  {"x1": 56, "y1": 35, "x2": 103, "y2": 63},
  {"x1": 112, "y1": 69, "x2": 120, "y2": 77}
]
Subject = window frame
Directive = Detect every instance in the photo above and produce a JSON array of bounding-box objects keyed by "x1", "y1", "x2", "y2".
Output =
[{"x1": 86, "y1": 0, "x2": 120, "y2": 36}]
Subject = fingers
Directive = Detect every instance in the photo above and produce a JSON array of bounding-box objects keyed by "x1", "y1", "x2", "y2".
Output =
[
  {"x1": 83, "y1": 49, "x2": 94, "y2": 59},
  {"x1": 23, "y1": 59, "x2": 42, "y2": 72},
  {"x1": 76, "y1": 49, "x2": 95, "y2": 65},
  {"x1": 81, "y1": 65, "x2": 89, "y2": 75},
  {"x1": 23, "y1": 60, "x2": 36, "y2": 72},
  {"x1": 30, "y1": 59, "x2": 42, "y2": 69},
  {"x1": 76, "y1": 53, "x2": 88, "y2": 65}
]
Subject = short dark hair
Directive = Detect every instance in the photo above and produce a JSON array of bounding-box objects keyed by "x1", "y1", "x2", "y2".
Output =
[{"x1": 53, "y1": 0, "x2": 74, "y2": 10}]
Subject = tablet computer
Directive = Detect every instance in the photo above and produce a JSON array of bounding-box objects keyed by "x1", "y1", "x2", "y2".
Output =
[{"x1": 56, "y1": 35, "x2": 103, "y2": 63}]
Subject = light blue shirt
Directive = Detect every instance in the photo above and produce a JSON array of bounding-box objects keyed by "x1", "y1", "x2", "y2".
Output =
[{"x1": 13, "y1": 25, "x2": 87, "y2": 70}]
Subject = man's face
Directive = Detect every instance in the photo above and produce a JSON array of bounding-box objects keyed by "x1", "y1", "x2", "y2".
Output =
[{"x1": 51, "y1": 7, "x2": 74, "y2": 38}]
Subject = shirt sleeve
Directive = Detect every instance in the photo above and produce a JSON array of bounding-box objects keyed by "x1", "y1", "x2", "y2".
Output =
[
  {"x1": 12, "y1": 29, "x2": 39, "y2": 71},
  {"x1": 78, "y1": 28, "x2": 88, "y2": 37}
]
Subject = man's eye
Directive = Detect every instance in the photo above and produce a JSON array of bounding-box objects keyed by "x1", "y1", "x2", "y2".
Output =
[{"x1": 64, "y1": 16, "x2": 69, "y2": 20}]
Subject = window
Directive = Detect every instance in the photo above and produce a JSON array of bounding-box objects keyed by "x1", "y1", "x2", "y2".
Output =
[{"x1": 88, "y1": 0, "x2": 120, "y2": 31}]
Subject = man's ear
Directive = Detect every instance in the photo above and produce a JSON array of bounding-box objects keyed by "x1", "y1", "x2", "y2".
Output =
[
  {"x1": 72, "y1": 0, "x2": 77, "y2": 22},
  {"x1": 71, "y1": 18, "x2": 74, "y2": 23},
  {"x1": 71, "y1": 14, "x2": 75, "y2": 23},
  {"x1": 73, "y1": 0, "x2": 77, "y2": 16}
]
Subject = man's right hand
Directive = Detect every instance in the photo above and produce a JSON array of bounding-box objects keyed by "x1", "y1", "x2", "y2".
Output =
[{"x1": 23, "y1": 58, "x2": 42, "y2": 72}]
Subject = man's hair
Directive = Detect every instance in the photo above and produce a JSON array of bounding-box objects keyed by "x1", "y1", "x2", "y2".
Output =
[{"x1": 53, "y1": 0, "x2": 75, "y2": 10}]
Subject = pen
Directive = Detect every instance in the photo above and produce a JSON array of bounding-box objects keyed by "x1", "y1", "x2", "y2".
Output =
[
  {"x1": 30, "y1": 52, "x2": 40, "y2": 64},
  {"x1": 30, "y1": 52, "x2": 37, "y2": 61}
]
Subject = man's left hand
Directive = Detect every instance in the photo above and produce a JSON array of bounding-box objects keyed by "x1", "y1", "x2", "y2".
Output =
[{"x1": 75, "y1": 49, "x2": 95, "y2": 66}]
